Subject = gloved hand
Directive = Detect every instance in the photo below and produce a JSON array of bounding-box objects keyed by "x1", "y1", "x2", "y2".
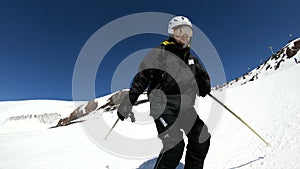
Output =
[
  {"x1": 196, "y1": 74, "x2": 211, "y2": 97},
  {"x1": 117, "y1": 97, "x2": 135, "y2": 122},
  {"x1": 199, "y1": 85, "x2": 211, "y2": 97}
]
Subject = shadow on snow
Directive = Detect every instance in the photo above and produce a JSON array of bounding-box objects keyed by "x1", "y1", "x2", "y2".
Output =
[
  {"x1": 137, "y1": 157, "x2": 184, "y2": 169},
  {"x1": 229, "y1": 155, "x2": 266, "y2": 169}
]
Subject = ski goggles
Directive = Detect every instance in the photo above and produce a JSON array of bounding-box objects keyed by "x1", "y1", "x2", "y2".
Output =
[{"x1": 173, "y1": 25, "x2": 193, "y2": 39}]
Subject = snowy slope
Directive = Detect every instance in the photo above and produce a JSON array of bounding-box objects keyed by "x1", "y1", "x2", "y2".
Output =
[
  {"x1": 0, "y1": 100, "x2": 78, "y2": 133},
  {"x1": 205, "y1": 65, "x2": 300, "y2": 168},
  {"x1": 215, "y1": 38, "x2": 300, "y2": 89},
  {"x1": 0, "y1": 39, "x2": 300, "y2": 169}
]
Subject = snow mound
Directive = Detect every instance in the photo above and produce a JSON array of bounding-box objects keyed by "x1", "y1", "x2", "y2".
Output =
[
  {"x1": 0, "y1": 113, "x2": 61, "y2": 133},
  {"x1": 5, "y1": 113, "x2": 61, "y2": 124},
  {"x1": 0, "y1": 100, "x2": 77, "y2": 133},
  {"x1": 0, "y1": 90, "x2": 149, "y2": 134}
]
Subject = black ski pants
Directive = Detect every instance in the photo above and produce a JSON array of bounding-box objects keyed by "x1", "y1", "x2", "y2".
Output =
[{"x1": 153, "y1": 108, "x2": 211, "y2": 169}]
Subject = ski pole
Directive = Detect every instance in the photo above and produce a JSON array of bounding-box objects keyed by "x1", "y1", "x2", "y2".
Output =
[
  {"x1": 104, "y1": 118, "x2": 120, "y2": 140},
  {"x1": 208, "y1": 93, "x2": 269, "y2": 146}
]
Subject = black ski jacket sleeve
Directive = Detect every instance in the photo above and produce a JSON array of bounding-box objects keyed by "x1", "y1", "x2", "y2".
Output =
[
  {"x1": 193, "y1": 56, "x2": 211, "y2": 97},
  {"x1": 128, "y1": 48, "x2": 160, "y2": 104}
]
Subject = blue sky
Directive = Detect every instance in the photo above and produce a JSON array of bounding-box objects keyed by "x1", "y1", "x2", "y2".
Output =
[{"x1": 0, "y1": 0, "x2": 299, "y2": 101}]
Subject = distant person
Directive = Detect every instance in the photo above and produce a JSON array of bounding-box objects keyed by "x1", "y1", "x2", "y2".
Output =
[{"x1": 117, "y1": 16, "x2": 211, "y2": 169}]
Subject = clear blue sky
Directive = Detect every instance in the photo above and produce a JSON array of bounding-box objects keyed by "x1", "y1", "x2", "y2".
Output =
[{"x1": 0, "y1": 0, "x2": 299, "y2": 101}]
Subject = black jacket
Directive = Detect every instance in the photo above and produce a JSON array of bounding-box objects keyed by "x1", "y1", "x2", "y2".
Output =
[{"x1": 128, "y1": 38, "x2": 211, "y2": 117}]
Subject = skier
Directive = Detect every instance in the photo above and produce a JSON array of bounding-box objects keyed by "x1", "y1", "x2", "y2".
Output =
[{"x1": 117, "y1": 16, "x2": 211, "y2": 169}]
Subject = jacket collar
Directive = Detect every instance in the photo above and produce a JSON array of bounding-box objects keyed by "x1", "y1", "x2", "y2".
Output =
[
  {"x1": 161, "y1": 37, "x2": 191, "y2": 61},
  {"x1": 161, "y1": 37, "x2": 190, "y2": 49}
]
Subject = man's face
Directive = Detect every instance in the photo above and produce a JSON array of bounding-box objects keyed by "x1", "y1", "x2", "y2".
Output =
[{"x1": 173, "y1": 25, "x2": 193, "y2": 47}]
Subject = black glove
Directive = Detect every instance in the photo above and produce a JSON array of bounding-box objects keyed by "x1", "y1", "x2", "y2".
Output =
[
  {"x1": 117, "y1": 97, "x2": 135, "y2": 122},
  {"x1": 199, "y1": 85, "x2": 211, "y2": 97},
  {"x1": 196, "y1": 74, "x2": 211, "y2": 97}
]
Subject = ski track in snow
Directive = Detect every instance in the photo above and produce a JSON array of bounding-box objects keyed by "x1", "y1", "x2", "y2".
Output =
[{"x1": 229, "y1": 155, "x2": 266, "y2": 169}]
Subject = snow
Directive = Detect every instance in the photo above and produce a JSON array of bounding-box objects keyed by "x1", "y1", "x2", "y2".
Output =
[
  {"x1": 205, "y1": 65, "x2": 300, "y2": 168},
  {"x1": 0, "y1": 100, "x2": 78, "y2": 133},
  {"x1": 215, "y1": 38, "x2": 300, "y2": 89},
  {"x1": 0, "y1": 39, "x2": 300, "y2": 168},
  {"x1": 0, "y1": 124, "x2": 144, "y2": 169}
]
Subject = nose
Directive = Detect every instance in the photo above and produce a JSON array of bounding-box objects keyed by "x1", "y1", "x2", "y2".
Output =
[{"x1": 181, "y1": 34, "x2": 188, "y2": 38}]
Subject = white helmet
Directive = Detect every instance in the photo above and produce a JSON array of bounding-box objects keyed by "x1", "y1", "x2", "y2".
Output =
[{"x1": 168, "y1": 16, "x2": 192, "y2": 35}]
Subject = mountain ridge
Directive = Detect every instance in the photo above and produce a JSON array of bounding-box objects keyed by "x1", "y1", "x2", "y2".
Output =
[{"x1": 214, "y1": 38, "x2": 300, "y2": 90}]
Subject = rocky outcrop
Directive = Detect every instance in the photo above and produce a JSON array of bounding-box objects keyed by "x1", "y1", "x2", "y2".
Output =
[
  {"x1": 98, "y1": 90, "x2": 130, "y2": 112},
  {"x1": 55, "y1": 100, "x2": 98, "y2": 127},
  {"x1": 53, "y1": 90, "x2": 149, "y2": 127},
  {"x1": 213, "y1": 38, "x2": 300, "y2": 90}
]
